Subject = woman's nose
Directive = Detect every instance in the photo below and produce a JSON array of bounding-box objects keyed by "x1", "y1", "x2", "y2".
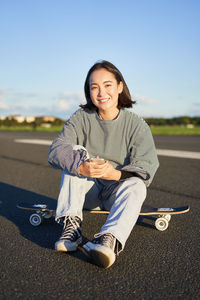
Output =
[{"x1": 98, "y1": 87, "x2": 106, "y2": 97}]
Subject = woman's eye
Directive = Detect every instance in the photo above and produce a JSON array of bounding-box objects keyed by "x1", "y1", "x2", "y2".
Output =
[
  {"x1": 105, "y1": 84, "x2": 111, "y2": 88},
  {"x1": 91, "y1": 86, "x2": 97, "y2": 90}
]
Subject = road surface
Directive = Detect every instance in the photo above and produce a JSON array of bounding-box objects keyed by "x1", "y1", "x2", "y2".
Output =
[{"x1": 0, "y1": 132, "x2": 199, "y2": 299}]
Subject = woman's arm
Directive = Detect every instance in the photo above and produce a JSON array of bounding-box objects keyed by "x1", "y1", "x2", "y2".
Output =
[
  {"x1": 48, "y1": 117, "x2": 87, "y2": 176},
  {"x1": 121, "y1": 125, "x2": 159, "y2": 186}
]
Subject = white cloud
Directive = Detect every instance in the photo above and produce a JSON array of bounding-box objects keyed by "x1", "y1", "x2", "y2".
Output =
[
  {"x1": 193, "y1": 102, "x2": 200, "y2": 107},
  {"x1": 0, "y1": 89, "x2": 10, "y2": 110},
  {"x1": 0, "y1": 88, "x2": 8, "y2": 102},
  {"x1": 0, "y1": 100, "x2": 9, "y2": 110},
  {"x1": 53, "y1": 91, "x2": 85, "y2": 112},
  {"x1": 132, "y1": 94, "x2": 158, "y2": 105},
  {"x1": 0, "y1": 88, "x2": 38, "y2": 101},
  {"x1": 13, "y1": 92, "x2": 38, "y2": 99},
  {"x1": 59, "y1": 91, "x2": 85, "y2": 103},
  {"x1": 0, "y1": 99, "x2": 32, "y2": 114},
  {"x1": 131, "y1": 93, "x2": 161, "y2": 117},
  {"x1": 0, "y1": 88, "x2": 86, "y2": 119},
  {"x1": 0, "y1": 88, "x2": 38, "y2": 114},
  {"x1": 54, "y1": 100, "x2": 70, "y2": 111}
]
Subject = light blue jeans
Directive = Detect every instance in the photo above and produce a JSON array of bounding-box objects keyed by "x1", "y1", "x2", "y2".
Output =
[{"x1": 56, "y1": 170, "x2": 147, "y2": 250}]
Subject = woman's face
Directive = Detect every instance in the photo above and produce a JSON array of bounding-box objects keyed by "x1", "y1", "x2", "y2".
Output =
[{"x1": 89, "y1": 68, "x2": 123, "y2": 116}]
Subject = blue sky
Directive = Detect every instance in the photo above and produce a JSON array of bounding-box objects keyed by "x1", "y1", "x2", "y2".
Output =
[{"x1": 0, "y1": 0, "x2": 199, "y2": 119}]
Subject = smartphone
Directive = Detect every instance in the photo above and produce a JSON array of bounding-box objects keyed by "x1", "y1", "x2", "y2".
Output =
[{"x1": 89, "y1": 158, "x2": 106, "y2": 165}]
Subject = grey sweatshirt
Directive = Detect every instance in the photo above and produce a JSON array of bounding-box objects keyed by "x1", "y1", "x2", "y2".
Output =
[{"x1": 48, "y1": 108, "x2": 159, "y2": 186}]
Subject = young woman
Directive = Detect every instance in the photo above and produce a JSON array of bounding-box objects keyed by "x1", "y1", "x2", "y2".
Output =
[{"x1": 48, "y1": 60, "x2": 159, "y2": 269}]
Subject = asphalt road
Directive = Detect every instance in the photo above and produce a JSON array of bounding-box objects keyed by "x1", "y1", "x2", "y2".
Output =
[{"x1": 0, "y1": 131, "x2": 200, "y2": 299}]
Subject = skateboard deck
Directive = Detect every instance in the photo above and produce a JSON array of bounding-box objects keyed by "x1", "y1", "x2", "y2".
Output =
[{"x1": 17, "y1": 202, "x2": 190, "y2": 231}]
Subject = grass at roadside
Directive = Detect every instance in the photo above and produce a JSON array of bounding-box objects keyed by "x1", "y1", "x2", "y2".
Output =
[
  {"x1": 0, "y1": 126, "x2": 63, "y2": 132},
  {"x1": 0, "y1": 125, "x2": 200, "y2": 135},
  {"x1": 150, "y1": 126, "x2": 200, "y2": 135}
]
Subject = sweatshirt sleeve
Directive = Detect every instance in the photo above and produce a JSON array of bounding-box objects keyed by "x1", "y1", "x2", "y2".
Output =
[
  {"x1": 121, "y1": 122, "x2": 159, "y2": 186},
  {"x1": 48, "y1": 113, "x2": 88, "y2": 175}
]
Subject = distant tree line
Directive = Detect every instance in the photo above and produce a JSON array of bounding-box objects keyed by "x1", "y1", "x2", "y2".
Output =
[
  {"x1": 1, "y1": 115, "x2": 200, "y2": 127},
  {"x1": 0, "y1": 117, "x2": 65, "y2": 127},
  {"x1": 144, "y1": 116, "x2": 200, "y2": 126}
]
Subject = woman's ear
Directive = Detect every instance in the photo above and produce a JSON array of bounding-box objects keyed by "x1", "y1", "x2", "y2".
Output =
[{"x1": 118, "y1": 81, "x2": 123, "y2": 94}]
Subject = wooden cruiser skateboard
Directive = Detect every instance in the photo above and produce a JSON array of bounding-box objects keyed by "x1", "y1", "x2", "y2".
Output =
[{"x1": 17, "y1": 202, "x2": 189, "y2": 231}]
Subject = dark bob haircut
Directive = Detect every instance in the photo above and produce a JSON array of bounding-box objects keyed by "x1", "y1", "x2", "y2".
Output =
[{"x1": 80, "y1": 60, "x2": 136, "y2": 110}]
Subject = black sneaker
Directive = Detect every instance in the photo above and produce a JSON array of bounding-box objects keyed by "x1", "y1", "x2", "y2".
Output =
[
  {"x1": 55, "y1": 216, "x2": 82, "y2": 252},
  {"x1": 83, "y1": 233, "x2": 119, "y2": 268}
]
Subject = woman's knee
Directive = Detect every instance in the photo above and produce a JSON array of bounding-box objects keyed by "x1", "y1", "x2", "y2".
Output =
[{"x1": 122, "y1": 177, "x2": 147, "y2": 199}]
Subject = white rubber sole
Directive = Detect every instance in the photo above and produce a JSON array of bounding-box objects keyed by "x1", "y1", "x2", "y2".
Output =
[
  {"x1": 55, "y1": 237, "x2": 82, "y2": 252},
  {"x1": 83, "y1": 243, "x2": 116, "y2": 269}
]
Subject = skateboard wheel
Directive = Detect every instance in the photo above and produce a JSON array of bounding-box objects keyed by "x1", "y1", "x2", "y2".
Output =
[
  {"x1": 29, "y1": 213, "x2": 42, "y2": 226},
  {"x1": 155, "y1": 217, "x2": 169, "y2": 231}
]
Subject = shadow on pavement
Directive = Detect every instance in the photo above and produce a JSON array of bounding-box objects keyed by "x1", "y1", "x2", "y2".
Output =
[
  {"x1": 0, "y1": 181, "x2": 156, "y2": 266},
  {"x1": 0, "y1": 181, "x2": 93, "y2": 265}
]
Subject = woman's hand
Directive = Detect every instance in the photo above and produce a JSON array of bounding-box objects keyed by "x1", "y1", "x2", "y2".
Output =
[{"x1": 79, "y1": 160, "x2": 121, "y2": 181}]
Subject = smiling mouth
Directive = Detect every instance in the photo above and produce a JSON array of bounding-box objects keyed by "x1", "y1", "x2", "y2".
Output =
[{"x1": 98, "y1": 98, "x2": 110, "y2": 104}]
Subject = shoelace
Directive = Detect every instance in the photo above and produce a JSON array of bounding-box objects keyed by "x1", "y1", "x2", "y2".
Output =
[
  {"x1": 92, "y1": 233, "x2": 121, "y2": 255},
  {"x1": 101, "y1": 233, "x2": 115, "y2": 248},
  {"x1": 61, "y1": 216, "x2": 81, "y2": 241},
  {"x1": 93, "y1": 233, "x2": 115, "y2": 248}
]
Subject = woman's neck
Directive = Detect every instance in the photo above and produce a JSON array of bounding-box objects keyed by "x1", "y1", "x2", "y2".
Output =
[{"x1": 98, "y1": 108, "x2": 120, "y2": 120}]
